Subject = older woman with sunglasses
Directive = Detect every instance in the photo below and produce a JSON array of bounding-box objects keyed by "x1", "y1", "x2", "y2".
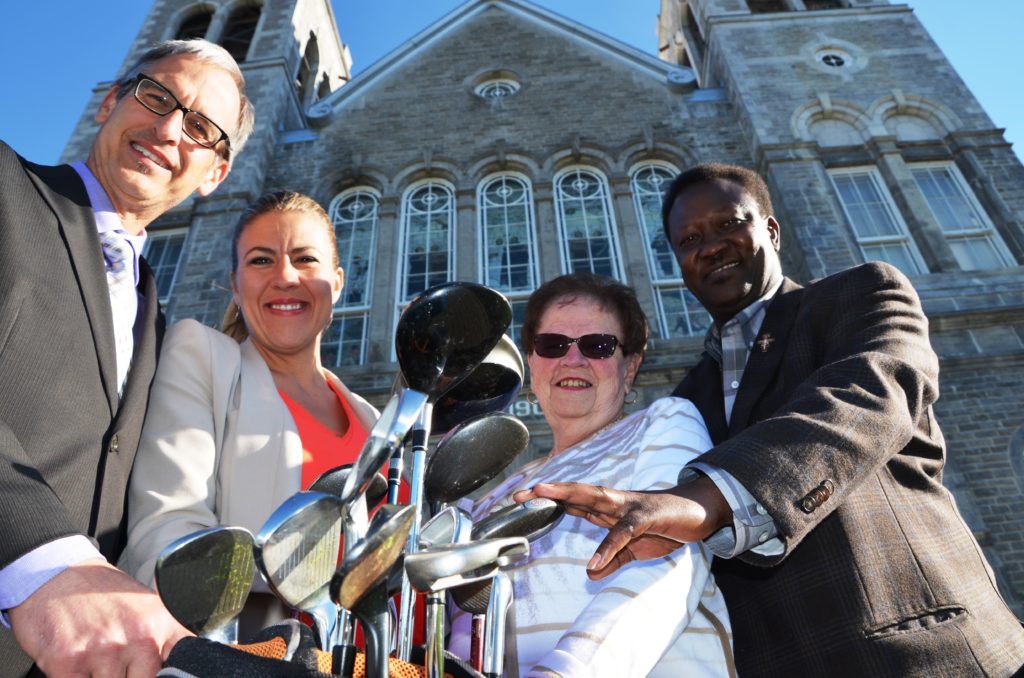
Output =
[{"x1": 448, "y1": 272, "x2": 733, "y2": 678}]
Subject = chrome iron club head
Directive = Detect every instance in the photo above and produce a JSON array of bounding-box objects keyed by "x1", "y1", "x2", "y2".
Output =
[
  {"x1": 254, "y1": 491, "x2": 345, "y2": 650},
  {"x1": 404, "y1": 537, "x2": 529, "y2": 594},
  {"x1": 155, "y1": 526, "x2": 255, "y2": 643}
]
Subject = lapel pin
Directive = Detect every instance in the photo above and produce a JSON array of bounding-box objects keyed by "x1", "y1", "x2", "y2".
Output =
[{"x1": 756, "y1": 333, "x2": 774, "y2": 352}]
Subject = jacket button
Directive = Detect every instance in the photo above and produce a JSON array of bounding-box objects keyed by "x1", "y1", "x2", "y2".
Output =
[
  {"x1": 800, "y1": 497, "x2": 815, "y2": 513},
  {"x1": 109, "y1": 434, "x2": 119, "y2": 455}
]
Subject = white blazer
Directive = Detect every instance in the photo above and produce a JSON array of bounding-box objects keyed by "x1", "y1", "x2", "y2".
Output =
[{"x1": 119, "y1": 319, "x2": 378, "y2": 585}]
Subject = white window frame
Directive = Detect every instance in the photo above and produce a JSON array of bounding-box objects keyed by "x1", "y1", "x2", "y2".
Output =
[
  {"x1": 477, "y1": 173, "x2": 538, "y2": 346},
  {"x1": 629, "y1": 161, "x2": 711, "y2": 338},
  {"x1": 142, "y1": 227, "x2": 189, "y2": 305},
  {"x1": 323, "y1": 188, "x2": 380, "y2": 367},
  {"x1": 909, "y1": 161, "x2": 1015, "y2": 270},
  {"x1": 828, "y1": 166, "x2": 929, "y2": 276},
  {"x1": 553, "y1": 167, "x2": 625, "y2": 281}
]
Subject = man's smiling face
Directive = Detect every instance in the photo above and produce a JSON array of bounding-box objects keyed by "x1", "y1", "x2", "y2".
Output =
[{"x1": 667, "y1": 178, "x2": 782, "y2": 326}]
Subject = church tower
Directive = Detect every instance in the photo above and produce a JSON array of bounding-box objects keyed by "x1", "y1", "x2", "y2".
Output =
[{"x1": 59, "y1": 0, "x2": 352, "y2": 325}]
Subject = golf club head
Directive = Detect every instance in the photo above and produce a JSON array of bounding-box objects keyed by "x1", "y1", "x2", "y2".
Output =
[
  {"x1": 419, "y1": 505, "x2": 474, "y2": 549},
  {"x1": 339, "y1": 388, "x2": 427, "y2": 505},
  {"x1": 403, "y1": 536, "x2": 529, "y2": 593},
  {"x1": 309, "y1": 464, "x2": 388, "y2": 509},
  {"x1": 471, "y1": 498, "x2": 565, "y2": 543},
  {"x1": 330, "y1": 503, "x2": 416, "y2": 610},
  {"x1": 395, "y1": 282, "x2": 512, "y2": 398},
  {"x1": 424, "y1": 412, "x2": 530, "y2": 504},
  {"x1": 155, "y1": 526, "x2": 255, "y2": 639},
  {"x1": 432, "y1": 334, "x2": 524, "y2": 434},
  {"x1": 253, "y1": 491, "x2": 344, "y2": 649}
]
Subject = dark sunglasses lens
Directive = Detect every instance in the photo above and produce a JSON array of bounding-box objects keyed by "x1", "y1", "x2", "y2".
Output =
[
  {"x1": 533, "y1": 334, "x2": 570, "y2": 358},
  {"x1": 578, "y1": 334, "x2": 618, "y2": 359}
]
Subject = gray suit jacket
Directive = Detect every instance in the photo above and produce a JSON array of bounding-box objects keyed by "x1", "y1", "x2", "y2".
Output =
[
  {"x1": 0, "y1": 141, "x2": 164, "y2": 675},
  {"x1": 674, "y1": 262, "x2": 1024, "y2": 676}
]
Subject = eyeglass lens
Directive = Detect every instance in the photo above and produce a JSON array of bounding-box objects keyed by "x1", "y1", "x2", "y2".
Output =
[
  {"x1": 135, "y1": 77, "x2": 224, "y2": 148},
  {"x1": 532, "y1": 333, "x2": 619, "y2": 359}
]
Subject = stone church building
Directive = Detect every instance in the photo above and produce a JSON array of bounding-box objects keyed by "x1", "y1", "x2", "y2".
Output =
[{"x1": 60, "y1": 0, "x2": 1024, "y2": 614}]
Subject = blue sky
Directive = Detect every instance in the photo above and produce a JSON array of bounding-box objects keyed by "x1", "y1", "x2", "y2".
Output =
[{"x1": 2, "y1": 2, "x2": 1020, "y2": 165}]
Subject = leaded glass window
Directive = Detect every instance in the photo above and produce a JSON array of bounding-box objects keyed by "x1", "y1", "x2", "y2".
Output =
[
  {"x1": 630, "y1": 162, "x2": 712, "y2": 338},
  {"x1": 400, "y1": 182, "x2": 454, "y2": 301},
  {"x1": 554, "y1": 168, "x2": 623, "y2": 280}
]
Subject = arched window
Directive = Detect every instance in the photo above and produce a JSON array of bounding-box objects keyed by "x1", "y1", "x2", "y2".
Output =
[
  {"x1": 220, "y1": 4, "x2": 261, "y2": 63},
  {"x1": 630, "y1": 162, "x2": 711, "y2": 338},
  {"x1": 321, "y1": 189, "x2": 379, "y2": 367},
  {"x1": 175, "y1": 9, "x2": 213, "y2": 40},
  {"x1": 554, "y1": 168, "x2": 623, "y2": 280},
  {"x1": 296, "y1": 33, "x2": 319, "y2": 106},
  {"x1": 399, "y1": 181, "x2": 455, "y2": 302},
  {"x1": 478, "y1": 174, "x2": 538, "y2": 345}
]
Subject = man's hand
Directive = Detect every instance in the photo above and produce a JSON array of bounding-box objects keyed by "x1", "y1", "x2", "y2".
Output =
[
  {"x1": 9, "y1": 558, "x2": 191, "y2": 678},
  {"x1": 514, "y1": 475, "x2": 731, "y2": 580}
]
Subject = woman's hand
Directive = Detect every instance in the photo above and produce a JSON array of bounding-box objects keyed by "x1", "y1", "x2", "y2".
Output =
[{"x1": 514, "y1": 475, "x2": 731, "y2": 579}]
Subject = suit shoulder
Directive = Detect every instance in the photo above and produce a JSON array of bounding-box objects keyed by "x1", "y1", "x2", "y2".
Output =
[
  {"x1": 165, "y1": 319, "x2": 239, "y2": 357},
  {"x1": 812, "y1": 261, "x2": 913, "y2": 292}
]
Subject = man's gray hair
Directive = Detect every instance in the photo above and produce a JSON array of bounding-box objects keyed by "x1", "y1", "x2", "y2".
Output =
[{"x1": 113, "y1": 39, "x2": 255, "y2": 166}]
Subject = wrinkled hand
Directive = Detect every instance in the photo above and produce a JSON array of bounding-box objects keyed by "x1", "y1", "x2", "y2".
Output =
[
  {"x1": 514, "y1": 476, "x2": 731, "y2": 580},
  {"x1": 9, "y1": 558, "x2": 192, "y2": 678}
]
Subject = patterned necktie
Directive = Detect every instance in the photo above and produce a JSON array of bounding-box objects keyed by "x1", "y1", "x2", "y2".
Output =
[{"x1": 99, "y1": 231, "x2": 135, "y2": 394}]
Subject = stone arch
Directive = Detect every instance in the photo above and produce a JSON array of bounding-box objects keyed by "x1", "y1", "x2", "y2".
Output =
[
  {"x1": 619, "y1": 141, "x2": 695, "y2": 177},
  {"x1": 869, "y1": 92, "x2": 962, "y2": 141},
  {"x1": 313, "y1": 168, "x2": 389, "y2": 208},
  {"x1": 792, "y1": 95, "x2": 872, "y2": 147},
  {"x1": 169, "y1": 3, "x2": 215, "y2": 41},
  {"x1": 542, "y1": 145, "x2": 616, "y2": 177},
  {"x1": 392, "y1": 160, "x2": 463, "y2": 195},
  {"x1": 467, "y1": 152, "x2": 542, "y2": 186}
]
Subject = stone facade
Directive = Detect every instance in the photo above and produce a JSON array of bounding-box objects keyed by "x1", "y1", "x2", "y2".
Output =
[{"x1": 62, "y1": 0, "x2": 1024, "y2": 615}]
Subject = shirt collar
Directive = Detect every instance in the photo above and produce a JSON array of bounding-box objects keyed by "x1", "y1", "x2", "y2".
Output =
[
  {"x1": 71, "y1": 161, "x2": 147, "y2": 283},
  {"x1": 703, "y1": 277, "x2": 785, "y2": 363}
]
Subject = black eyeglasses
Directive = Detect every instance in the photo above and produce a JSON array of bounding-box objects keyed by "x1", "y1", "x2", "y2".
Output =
[
  {"x1": 532, "y1": 333, "x2": 620, "y2": 360},
  {"x1": 132, "y1": 74, "x2": 231, "y2": 153}
]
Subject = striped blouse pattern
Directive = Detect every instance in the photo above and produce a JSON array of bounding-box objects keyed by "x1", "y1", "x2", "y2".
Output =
[{"x1": 449, "y1": 397, "x2": 735, "y2": 678}]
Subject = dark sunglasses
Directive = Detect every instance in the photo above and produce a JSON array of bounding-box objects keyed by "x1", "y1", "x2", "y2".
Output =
[{"x1": 532, "y1": 333, "x2": 620, "y2": 360}]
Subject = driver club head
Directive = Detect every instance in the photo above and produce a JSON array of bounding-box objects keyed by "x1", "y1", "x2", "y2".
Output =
[
  {"x1": 432, "y1": 334, "x2": 524, "y2": 434},
  {"x1": 471, "y1": 498, "x2": 565, "y2": 543},
  {"x1": 403, "y1": 537, "x2": 529, "y2": 593},
  {"x1": 155, "y1": 526, "x2": 255, "y2": 641},
  {"x1": 253, "y1": 491, "x2": 345, "y2": 650},
  {"x1": 309, "y1": 464, "x2": 388, "y2": 509},
  {"x1": 339, "y1": 388, "x2": 427, "y2": 505},
  {"x1": 330, "y1": 503, "x2": 416, "y2": 611},
  {"x1": 395, "y1": 282, "x2": 512, "y2": 399},
  {"x1": 424, "y1": 412, "x2": 530, "y2": 504}
]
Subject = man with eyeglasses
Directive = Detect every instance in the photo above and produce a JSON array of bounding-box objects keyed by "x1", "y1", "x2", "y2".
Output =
[
  {"x1": 0, "y1": 39, "x2": 254, "y2": 677},
  {"x1": 520, "y1": 163, "x2": 1024, "y2": 675}
]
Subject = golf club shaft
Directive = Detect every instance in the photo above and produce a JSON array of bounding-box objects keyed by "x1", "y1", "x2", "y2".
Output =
[
  {"x1": 386, "y1": 444, "x2": 404, "y2": 504},
  {"x1": 397, "y1": 405, "x2": 432, "y2": 660},
  {"x1": 424, "y1": 592, "x2": 446, "y2": 678},
  {"x1": 483, "y1": 572, "x2": 513, "y2": 678}
]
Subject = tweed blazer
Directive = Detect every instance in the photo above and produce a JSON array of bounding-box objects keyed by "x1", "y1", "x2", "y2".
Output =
[
  {"x1": 674, "y1": 262, "x2": 1024, "y2": 676},
  {"x1": 119, "y1": 319, "x2": 378, "y2": 586},
  {"x1": 0, "y1": 141, "x2": 164, "y2": 675}
]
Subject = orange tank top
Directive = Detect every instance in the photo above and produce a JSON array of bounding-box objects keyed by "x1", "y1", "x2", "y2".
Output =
[{"x1": 278, "y1": 380, "x2": 369, "y2": 489}]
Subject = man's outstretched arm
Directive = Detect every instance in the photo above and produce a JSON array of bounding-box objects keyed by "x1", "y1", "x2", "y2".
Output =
[{"x1": 515, "y1": 474, "x2": 731, "y2": 579}]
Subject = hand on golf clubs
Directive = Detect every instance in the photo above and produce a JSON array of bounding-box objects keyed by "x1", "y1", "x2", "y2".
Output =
[
  {"x1": 9, "y1": 559, "x2": 191, "y2": 677},
  {"x1": 513, "y1": 475, "x2": 731, "y2": 579}
]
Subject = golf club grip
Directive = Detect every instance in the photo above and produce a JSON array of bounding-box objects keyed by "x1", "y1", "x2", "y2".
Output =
[
  {"x1": 387, "y1": 446, "x2": 404, "y2": 504},
  {"x1": 470, "y1": 614, "x2": 485, "y2": 672},
  {"x1": 332, "y1": 643, "x2": 356, "y2": 678}
]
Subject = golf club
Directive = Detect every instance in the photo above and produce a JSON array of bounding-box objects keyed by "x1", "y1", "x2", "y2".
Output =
[
  {"x1": 393, "y1": 282, "x2": 512, "y2": 660},
  {"x1": 431, "y1": 334, "x2": 524, "y2": 435},
  {"x1": 253, "y1": 491, "x2": 345, "y2": 652},
  {"x1": 155, "y1": 525, "x2": 256, "y2": 643}
]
